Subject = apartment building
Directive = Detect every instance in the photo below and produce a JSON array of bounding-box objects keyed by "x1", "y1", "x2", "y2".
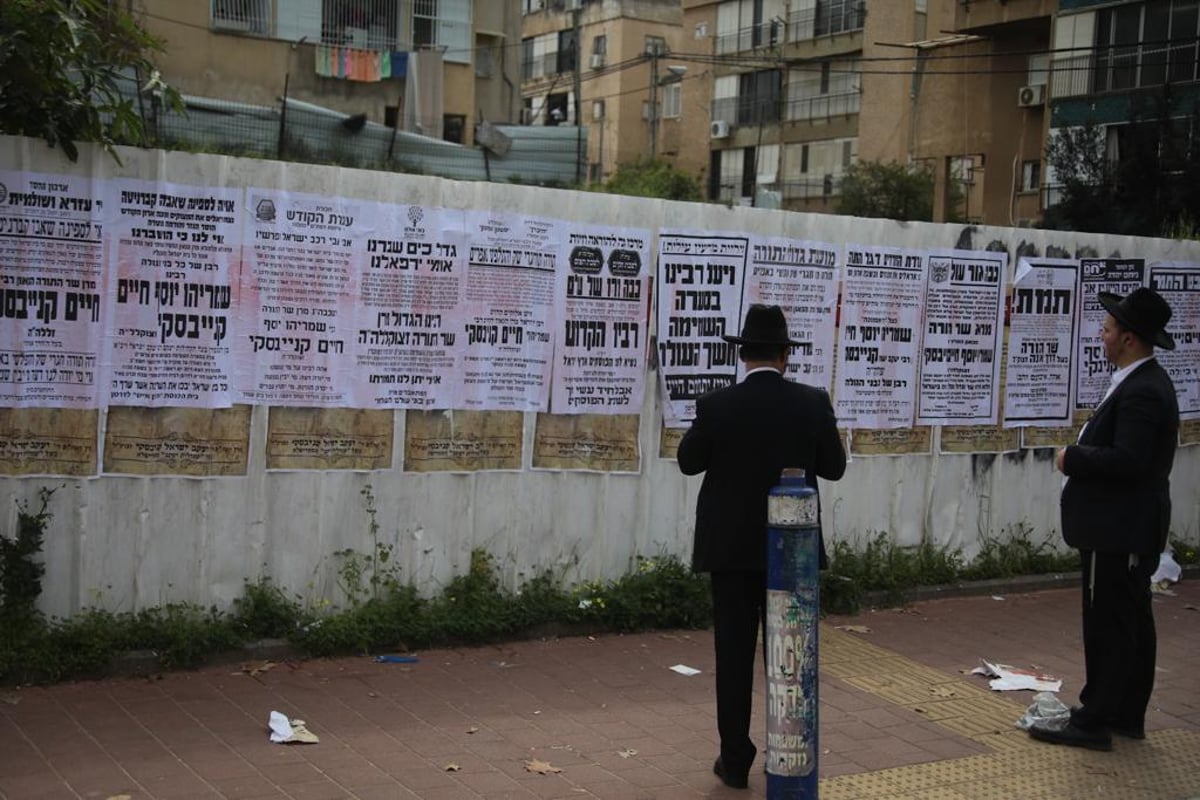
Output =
[
  {"x1": 520, "y1": 0, "x2": 685, "y2": 183},
  {"x1": 138, "y1": 1, "x2": 522, "y2": 146},
  {"x1": 673, "y1": 1, "x2": 1051, "y2": 224},
  {"x1": 1047, "y1": 0, "x2": 1200, "y2": 210}
]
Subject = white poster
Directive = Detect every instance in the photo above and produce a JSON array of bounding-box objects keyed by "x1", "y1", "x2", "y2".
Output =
[
  {"x1": 1076, "y1": 258, "x2": 1145, "y2": 409},
  {"x1": 553, "y1": 223, "x2": 652, "y2": 414},
  {"x1": 105, "y1": 180, "x2": 238, "y2": 407},
  {"x1": 833, "y1": 246, "x2": 925, "y2": 429},
  {"x1": 1004, "y1": 258, "x2": 1079, "y2": 427},
  {"x1": 353, "y1": 204, "x2": 467, "y2": 409},
  {"x1": 0, "y1": 171, "x2": 104, "y2": 408},
  {"x1": 461, "y1": 211, "x2": 563, "y2": 411},
  {"x1": 656, "y1": 230, "x2": 748, "y2": 425},
  {"x1": 1149, "y1": 263, "x2": 1200, "y2": 420},
  {"x1": 743, "y1": 236, "x2": 839, "y2": 391},
  {"x1": 238, "y1": 189, "x2": 368, "y2": 407},
  {"x1": 916, "y1": 249, "x2": 1007, "y2": 426}
]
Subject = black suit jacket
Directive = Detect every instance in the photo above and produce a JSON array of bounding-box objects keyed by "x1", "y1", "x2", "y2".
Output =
[
  {"x1": 677, "y1": 370, "x2": 847, "y2": 572},
  {"x1": 1061, "y1": 358, "x2": 1179, "y2": 555}
]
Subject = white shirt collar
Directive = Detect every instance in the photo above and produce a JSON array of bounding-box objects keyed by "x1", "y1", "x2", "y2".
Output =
[{"x1": 1102, "y1": 355, "x2": 1154, "y2": 402}]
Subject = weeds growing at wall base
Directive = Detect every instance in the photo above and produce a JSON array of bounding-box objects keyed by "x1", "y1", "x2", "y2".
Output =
[{"x1": 2, "y1": 495, "x2": 1193, "y2": 685}]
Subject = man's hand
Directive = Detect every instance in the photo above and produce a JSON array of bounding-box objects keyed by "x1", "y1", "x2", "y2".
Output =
[{"x1": 1054, "y1": 448, "x2": 1066, "y2": 473}]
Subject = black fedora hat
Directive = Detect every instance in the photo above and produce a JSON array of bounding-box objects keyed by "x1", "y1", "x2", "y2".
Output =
[
  {"x1": 1098, "y1": 288, "x2": 1175, "y2": 350},
  {"x1": 722, "y1": 304, "x2": 801, "y2": 346}
]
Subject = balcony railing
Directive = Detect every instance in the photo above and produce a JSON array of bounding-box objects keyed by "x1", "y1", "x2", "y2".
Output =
[
  {"x1": 711, "y1": 96, "x2": 782, "y2": 127},
  {"x1": 211, "y1": 0, "x2": 270, "y2": 35},
  {"x1": 781, "y1": 176, "x2": 843, "y2": 200},
  {"x1": 714, "y1": 20, "x2": 784, "y2": 55},
  {"x1": 784, "y1": 90, "x2": 860, "y2": 122},
  {"x1": 789, "y1": 1, "x2": 865, "y2": 42},
  {"x1": 1052, "y1": 43, "x2": 1195, "y2": 98}
]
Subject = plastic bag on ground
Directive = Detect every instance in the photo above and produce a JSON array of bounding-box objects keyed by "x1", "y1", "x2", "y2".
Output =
[{"x1": 1017, "y1": 691, "x2": 1070, "y2": 731}]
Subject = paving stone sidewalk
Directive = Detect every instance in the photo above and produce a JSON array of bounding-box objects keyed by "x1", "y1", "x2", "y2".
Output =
[{"x1": 1, "y1": 579, "x2": 1197, "y2": 799}]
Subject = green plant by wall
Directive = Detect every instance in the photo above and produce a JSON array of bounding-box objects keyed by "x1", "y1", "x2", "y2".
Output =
[{"x1": 1, "y1": 488, "x2": 55, "y2": 632}]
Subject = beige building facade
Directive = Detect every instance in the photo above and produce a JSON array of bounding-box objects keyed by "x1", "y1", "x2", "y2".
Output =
[
  {"x1": 674, "y1": 0, "x2": 1050, "y2": 225},
  {"x1": 520, "y1": 0, "x2": 684, "y2": 183},
  {"x1": 138, "y1": 0, "x2": 523, "y2": 147}
]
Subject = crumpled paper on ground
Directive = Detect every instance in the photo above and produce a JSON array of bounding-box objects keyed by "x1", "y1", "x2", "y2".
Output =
[
  {"x1": 971, "y1": 659, "x2": 1062, "y2": 692},
  {"x1": 1151, "y1": 548, "x2": 1182, "y2": 586},
  {"x1": 268, "y1": 710, "x2": 319, "y2": 744},
  {"x1": 1016, "y1": 691, "x2": 1071, "y2": 731}
]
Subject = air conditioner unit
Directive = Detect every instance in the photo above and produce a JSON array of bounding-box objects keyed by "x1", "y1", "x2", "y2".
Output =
[
  {"x1": 710, "y1": 119, "x2": 730, "y2": 139},
  {"x1": 1018, "y1": 84, "x2": 1045, "y2": 108},
  {"x1": 590, "y1": 53, "x2": 605, "y2": 69}
]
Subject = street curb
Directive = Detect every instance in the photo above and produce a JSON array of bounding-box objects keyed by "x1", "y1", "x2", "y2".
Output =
[
  {"x1": 102, "y1": 565, "x2": 1200, "y2": 678},
  {"x1": 859, "y1": 564, "x2": 1200, "y2": 608}
]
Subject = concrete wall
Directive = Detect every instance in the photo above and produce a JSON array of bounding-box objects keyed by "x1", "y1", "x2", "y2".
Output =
[{"x1": 2, "y1": 136, "x2": 1198, "y2": 621}]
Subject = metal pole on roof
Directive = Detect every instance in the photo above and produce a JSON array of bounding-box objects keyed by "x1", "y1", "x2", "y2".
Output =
[{"x1": 573, "y1": 6, "x2": 583, "y2": 185}]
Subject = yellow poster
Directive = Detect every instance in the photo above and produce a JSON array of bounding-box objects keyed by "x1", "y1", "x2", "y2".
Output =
[
  {"x1": 0, "y1": 409, "x2": 98, "y2": 476},
  {"x1": 1180, "y1": 417, "x2": 1200, "y2": 446},
  {"x1": 939, "y1": 424, "x2": 1021, "y2": 454},
  {"x1": 104, "y1": 405, "x2": 251, "y2": 476},
  {"x1": 267, "y1": 407, "x2": 393, "y2": 470},
  {"x1": 532, "y1": 413, "x2": 640, "y2": 472},
  {"x1": 1020, "y1": 409, "x2": 1089, "y2": 449},
  {"x1": 404, "y1": 409, "x2": 523, "y2": 471},
  {"x1": 659, "y1": 426, "x2": 686, "y2": 460},
  {"x1": 850, "y1": 427, "x2": 933, "y2": 456}
]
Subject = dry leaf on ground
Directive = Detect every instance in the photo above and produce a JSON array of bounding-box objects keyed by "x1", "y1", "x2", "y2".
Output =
[
  {"x1": 525, "y1": 759, "x2": 563, "y2": 775},
  {"x1": 835, "y1": 625, "x2": 872, "y2": 634},
  {"x1": 240, "y1": 660, "x2": 275, "y2": 677},
  {"x1": 618, "y1": 748, "x2": 638, "y2": 758},
  {"x1": 466, "y1": 725, "x2": 479, "y2": 734},
  {"x1": 443, "y1": 762, "x2": 460, "y2": 772}
]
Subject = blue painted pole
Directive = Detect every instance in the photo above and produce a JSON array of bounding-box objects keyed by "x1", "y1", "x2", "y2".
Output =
[{"x1": 765, "y1": 468, "x2": 820, "y2": 799}]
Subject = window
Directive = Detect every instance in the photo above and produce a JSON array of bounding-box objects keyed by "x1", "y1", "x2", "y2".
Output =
[
  {"x1": 662, "y1": 84, "x2": 682, "y2": 118},
  {"x1": 412, "y1": 0, "x2": 472, "y2": 64},
  {"x1": 522, "y1": 0, "x2": 541, "y2": 12},
  {"x1": 443, "y1": 114, "x2": 465, "y2": 143},
  {"x1": 475, "y1": 37, "x2": 494, "y2": 77},
  {"x1": 592, "y1": 99, "x2": 605, "y2": 120},
  {"x1": 521, "y1": 38, "x2": 535, "y2": 80},
  {"x1": 1021, "y1": 160, "x2": 1041, "y2": 193},
  {"x1": 645, "y1": 35, "x2": 667, "y2": 56},
  {"x1": 557, "y1": 29, "x2": 577, "y2": 74},
  {"x1": 1093, "y1": 0, "x2": 1200, "y2": 91},
  {"x1": 593, "y1": 34, "x2": 607, "y2": 55},
  {"x1": 815, "y1": 0, "x2": 865, "y2": 37},
  {"x1": 737, "y1": 69, "x2": 781, "y2": 124},
  {"x1": 212, "y1": 0, "x2": 270, "y2": 35},
  {"x1": 800, "y1": 144, "x2": 809, "y2": 173}
]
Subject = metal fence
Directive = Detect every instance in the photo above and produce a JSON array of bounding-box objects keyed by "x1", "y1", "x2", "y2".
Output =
[{"x1": 116, "y1": 74, "x2": 584, "y2": 186}]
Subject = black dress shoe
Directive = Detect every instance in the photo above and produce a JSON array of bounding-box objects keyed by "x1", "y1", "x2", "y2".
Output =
[
  {"x1": 1109, "y1": 723, "x2": 1146, "y2": 740},
  {"x1": 1029, "y1": 721, "x2": 1113, "y2": 751},
  {"x1": 713, "y1": 757, "x2": 749, "y2": 789}
]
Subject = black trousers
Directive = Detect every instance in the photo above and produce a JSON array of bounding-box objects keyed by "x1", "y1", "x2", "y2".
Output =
[
  {"x1": 1071, "y1": 549, "x2": 1158, "y2": 731},
  {"x1": 710, "y1": 570, "x2": 766, "y2": 774}
]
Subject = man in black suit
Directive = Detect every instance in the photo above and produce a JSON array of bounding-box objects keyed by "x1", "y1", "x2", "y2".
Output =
[
  {"x1": 677, "y1": 304, "x2": 847, "y2": 788},
  {"x1": 1030, "y1": 287, "x2": 1179, "y2": 752}
]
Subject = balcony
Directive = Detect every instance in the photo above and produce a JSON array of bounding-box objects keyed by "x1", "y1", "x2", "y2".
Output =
[
  {"x1": 1051, "y1": 43, "x2": 1191, "y2": 99},
  {"x1": 711, "y1": 96, "x2": 782, "y2": 128},
  {"x1": 781, "y1": 175, "x2": 843, "y2": 200},
  {"x1": 715, "y1": 20, "x2": 783, "y2": 55},
  {"x1": 953, "y1": 0, "x2": 1055, "y2": 35},
  {"x1": 784, "y1": 90, "x2": 860, "y2": 122},
  {"x1": 789, "y1": 1, "x2": 864, "y2": 42}
]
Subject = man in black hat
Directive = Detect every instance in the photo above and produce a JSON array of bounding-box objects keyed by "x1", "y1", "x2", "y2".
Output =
[
  {"x1": 1029, "y1": 287, "x2": 1179, "y2": 752},
  {"x1": 677, "y1": 303, "x2": 846, "y2": 788}
]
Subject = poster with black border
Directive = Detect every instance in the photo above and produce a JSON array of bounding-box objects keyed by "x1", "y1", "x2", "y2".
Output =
[
  {"x1": 655, "y1": 230, "x2": 748, "y2": 425},
  {"x1": 1004, "y1": 258, "x2": 1079, "y2": 427},
  {"x1": 1148, "y1": 262, "x2": 1200, "y2": 420},
  {"x1": 1075, "y1": 258, "x2": 1145, "y2": 409}
]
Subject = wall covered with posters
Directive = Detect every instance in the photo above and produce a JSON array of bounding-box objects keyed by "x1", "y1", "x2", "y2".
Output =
[{"x1": 1, "y1": 135, "x2": 1198, "y2": 618}]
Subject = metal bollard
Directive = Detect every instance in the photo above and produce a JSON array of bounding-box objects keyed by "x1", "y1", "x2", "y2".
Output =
[{"x1": 765, "y1": 467, "x2": 820, "y2": 799}]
